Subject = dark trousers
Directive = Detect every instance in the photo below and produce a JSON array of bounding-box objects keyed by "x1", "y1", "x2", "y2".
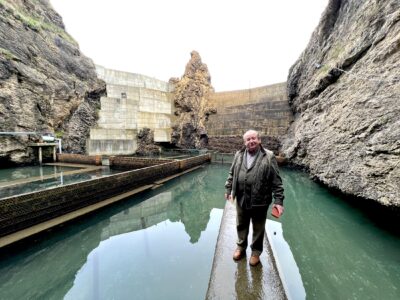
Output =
[{"x1": 236, "y1": 202, "x2": 269, "y2": 256}]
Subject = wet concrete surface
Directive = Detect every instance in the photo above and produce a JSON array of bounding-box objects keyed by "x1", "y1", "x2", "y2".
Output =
[{"x1": 206, "y1": 201, "x2": 286, "y2": 300}]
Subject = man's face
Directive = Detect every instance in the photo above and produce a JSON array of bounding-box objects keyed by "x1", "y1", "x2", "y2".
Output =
[{"x1": 244, "y1": 131, "x2": 261, "y2": 153}]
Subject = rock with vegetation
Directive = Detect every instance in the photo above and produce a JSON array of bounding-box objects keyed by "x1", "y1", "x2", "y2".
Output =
[
  {"x1": 170, "y1": 51, "x2": 216, "y2": 149},
  {"x1": 0, "y1": 0, "x2": 105, "y2": 165},
  {"x1": 282, "y1": 0, "x2": 400, "y2": 206}
]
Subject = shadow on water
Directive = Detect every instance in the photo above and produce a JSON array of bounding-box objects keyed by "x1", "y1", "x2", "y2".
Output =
[{"x1": 0, "y1": 164, "x2": 229, "y2": 300}]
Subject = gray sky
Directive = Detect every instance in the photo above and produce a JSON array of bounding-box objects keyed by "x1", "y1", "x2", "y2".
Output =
[{"x1": 50, "y1": 0, "x2": 328, "y2": 92}]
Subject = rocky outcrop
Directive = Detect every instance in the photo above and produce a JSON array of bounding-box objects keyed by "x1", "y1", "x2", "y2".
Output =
[
  {"x1": 136, "y1": 128, "x2": 161, "y2": 156},
  {"x1": 282, "y1": 0, "x2": 400, "y2": 206},
  {"x1": 170, "y1": 51, "x2": 216, "y2": 149},
  {"x1": 0, "y1": 0, "x2": 105, "y2": 165}
]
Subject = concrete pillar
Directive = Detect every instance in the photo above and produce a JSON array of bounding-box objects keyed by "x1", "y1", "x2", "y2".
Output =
[
  {"x1": 53, "y1": 146, "x2": 56, "y2": 162},
  {"x1": 38, "y1": 147, "x2": 42, "y2": 164}
]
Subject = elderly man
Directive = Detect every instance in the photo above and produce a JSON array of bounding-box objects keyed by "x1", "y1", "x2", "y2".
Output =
[{"x1": 224, "y1": 129, "x2": 284, "y2": 266}]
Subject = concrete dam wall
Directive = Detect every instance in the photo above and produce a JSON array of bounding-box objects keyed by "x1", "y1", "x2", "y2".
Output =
[
  {"x1": 207, "y1": 83, "x2": 293, "y2": 153},
  {"x1": 88, "y1": 66, "x2": 175, "y2": 155},
  {"x1": 88, "y1": 67, "x2": 292, "y2": 155}
]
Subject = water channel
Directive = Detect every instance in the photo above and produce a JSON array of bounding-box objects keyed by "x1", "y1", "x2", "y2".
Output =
[{"x1": 0, "y1": 164, "x2": 399, "y2": 299}]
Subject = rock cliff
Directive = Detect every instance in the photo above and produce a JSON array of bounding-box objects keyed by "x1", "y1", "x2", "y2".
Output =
[
  {"x1": 0, "y1": 0, "x2": 105, "y2": 165},
  {"x1": 170, "y1": 51, "x2": 216, "y2": 149},
  {"x1": 282, "y1": 0, "x2": 400, "y2": 206}
]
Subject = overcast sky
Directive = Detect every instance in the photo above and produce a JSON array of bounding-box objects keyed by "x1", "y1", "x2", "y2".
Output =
[{"x1": 50, "y1": 0, "x2": 328, "y2": 92}]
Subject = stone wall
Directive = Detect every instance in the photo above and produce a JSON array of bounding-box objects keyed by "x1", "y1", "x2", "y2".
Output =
[
  {"x1": 208, "y1": 136, "x2": 282, "y2": 155},
  {"x1": 207, "y1": 82, "x2": 292, "y2": 153},
  {"x1": 87, "y1": 66, "x2": 175, "y2": 155},
  {"x1": 57, "y1": 153, "x2": 102, "y2": 165},
  {"x1": 109, "y1": 156, "x2": 174, "y2": 170},
  {"x1": 0, "y1": 154, "x2": 211, "y2": 237}
]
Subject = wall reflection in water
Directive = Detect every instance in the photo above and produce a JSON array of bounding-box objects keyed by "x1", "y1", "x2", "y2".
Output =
[{"x1": 0, "y1": 164, "x2": 229, "y2": 300}]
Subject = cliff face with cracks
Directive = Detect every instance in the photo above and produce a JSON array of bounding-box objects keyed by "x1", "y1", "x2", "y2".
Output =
[
  {"x1": 282, "y1": 0, "x2": 400, "y2": 206},
  {"x1": 0, "y1": 0, "x2": 105, "y2": 165},
  {"x1": 170, "y1": 51, "x2": 216, "y2": 149}
]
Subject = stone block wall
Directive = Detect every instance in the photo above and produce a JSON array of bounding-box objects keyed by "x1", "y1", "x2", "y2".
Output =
[
  {"x1": 87, "y1": 66, "x2": 175, "y2": 155},
  {"x1": 206, "y1": 82, "x2": 292, "y2": 153},
  {"x1": 0, "y1": 154, "x2": 211, "y2": 237},
  {"x1": 179, "y1": 153, "x2": 212, "y2": 170},
  {"x1": 57, "y1": 153, "x2": 102, "y2": 165},
  {"x1": 109, "y1": 156, "x2": 174, "y2": 170},
  {"x1": 96, "y1": 65, "x2": 173, "y2": 92},
  {"x1": 207, "y1": 82, "x2": 292, "y2": 137},
  {"x1": 207, "y1": 136, "x2": 281, "y2": 154}
]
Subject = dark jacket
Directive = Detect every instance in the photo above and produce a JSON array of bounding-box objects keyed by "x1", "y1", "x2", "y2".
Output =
[{"x1": 225, "y1": 146, "x2": 284, "y2": 207}]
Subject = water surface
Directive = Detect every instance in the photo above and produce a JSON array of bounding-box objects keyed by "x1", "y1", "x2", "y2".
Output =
[
  {"x1": 280, "y1": 168, "x2": 400, "y2": 300},
  {"x1": 0, "y1": 165, "x2": 78, "y2": 183},
  {"x1": 0, "y1": 164, "x2": 227, "y2": 300},
  {"x1": 0, "y1": 165, "x2": 399, "y2": 300}
]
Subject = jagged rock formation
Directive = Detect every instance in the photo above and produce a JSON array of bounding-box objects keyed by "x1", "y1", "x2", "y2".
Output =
[
  {"x1": 170, "y1": 51, "x2": 216, "y2": 149},
  {"x1": 135, "y1": 128, "x2": 160, "y2": 156},
  {"x1": 282, "y1": 0, "x2": 400, "y2": 206},
  {"x1": 0, "y1": 0, "x2": 105, "y2": 165}
]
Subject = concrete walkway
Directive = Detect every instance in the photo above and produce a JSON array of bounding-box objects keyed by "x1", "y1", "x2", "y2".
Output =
[{"x1": 206, "y1": 201, "x2": 286, "y2": 300}]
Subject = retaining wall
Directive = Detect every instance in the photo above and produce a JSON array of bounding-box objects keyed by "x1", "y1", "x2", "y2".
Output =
[
  {"x1": 207, "y1": 82, "x2": 292, "y2": 137},
  {"x1": 57, "y1": 153, "x2": 102, "y2": 165},
  {"x1": 208, "y1": 136, "x2": 282, "y2": 155},
  {"x1": 88, "y1": 66, "x2": 175, "y2": 155},
  {"x1": 0, "y1": 154, "x2": 211, "y2": 237},
  {"x1": 110, "y1": 156, "x2": 174, "y2": 169}
]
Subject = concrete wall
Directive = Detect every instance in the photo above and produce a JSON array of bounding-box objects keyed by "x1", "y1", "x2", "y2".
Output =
[
  {"x1": 57, "y1": 153, "x2": 102, "y2": 165},
  {"x1": 207, "y1": 82, "x2": 292, "y2": 137},
  {"x1": 206, "y1": 82, "x2": 292, "y2": 153},
  {"x1": 88, "y1": 66, "x2": 175, "y2": 155},
  {"x1": 88, "y1": 67, "x2": 292, "y2": 155},
  {"x1": 96, "y1": 65, "x2": 172, "y2": 92}
]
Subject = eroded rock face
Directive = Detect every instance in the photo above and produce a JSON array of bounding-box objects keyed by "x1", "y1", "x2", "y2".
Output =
[
  {"x1": 282, "y1": 0, "x2": 400, "y2": 206},
  {"x1": 0, "y1": 0, "x2": 105, "y2": 164},
  {"x1": 170, "y1": 51, "x2": 216, "y2": 149},
  {"x1": 136, "y1": 128, "x2": 160, "y2": 156}
]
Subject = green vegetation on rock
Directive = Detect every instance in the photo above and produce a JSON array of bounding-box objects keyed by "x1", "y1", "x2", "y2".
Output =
[{"x1": 0, "y1": 47, "x2": 18, "y2": 60}]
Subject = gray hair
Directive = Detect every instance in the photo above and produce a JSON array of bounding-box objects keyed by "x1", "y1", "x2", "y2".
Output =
[{"x1": 243, "y1": 129, "x2": 260, "y2": 140}]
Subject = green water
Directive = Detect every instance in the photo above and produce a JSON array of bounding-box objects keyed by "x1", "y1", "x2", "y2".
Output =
[
  {"x1": 0, "y1": 165, "x2": 79, "y2": 183},
  {"x1": 0, "y1": 164, "x2": 227, "y2": 300},
  {"x1": 0, "y1": 165, "x2": 399, "y2": 299},
  {"x1": 0, "y1": 167, "x2": 122, "y2": 199},
  {"x1": 280, "y1": 168, "x2": 400, "y2": 300}
]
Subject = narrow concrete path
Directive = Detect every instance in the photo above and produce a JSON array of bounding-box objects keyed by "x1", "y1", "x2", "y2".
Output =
[{"x1": 206, "y1": 201, "x2": 286, "y2": 300}]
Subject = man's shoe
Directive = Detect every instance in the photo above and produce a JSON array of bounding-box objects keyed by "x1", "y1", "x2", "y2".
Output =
[
  {"x1": 249, "y1": 255, "x2": 260, "y2": 266},
  {"x1": 233, "y1": 249, "x2": 245, "y2": 261}
]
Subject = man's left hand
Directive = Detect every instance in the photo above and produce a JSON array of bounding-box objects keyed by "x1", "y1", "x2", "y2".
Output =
[{"x1": 273, "y1": 204, "x2": 284, "y2": 216}]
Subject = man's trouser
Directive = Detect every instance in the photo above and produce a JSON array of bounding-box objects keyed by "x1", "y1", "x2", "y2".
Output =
[{"x1": 235, "y1": 202, "x2": 269, "y2": 256}]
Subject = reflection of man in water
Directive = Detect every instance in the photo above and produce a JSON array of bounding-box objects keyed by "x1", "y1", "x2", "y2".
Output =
[{"x1": 225, "y1": 130, "x2": 285, "y2": 266}]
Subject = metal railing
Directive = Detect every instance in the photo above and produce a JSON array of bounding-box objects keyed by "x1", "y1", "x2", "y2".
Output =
[{"x1": 211, "y1": 152, "x2": 234, "y2": 164}]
